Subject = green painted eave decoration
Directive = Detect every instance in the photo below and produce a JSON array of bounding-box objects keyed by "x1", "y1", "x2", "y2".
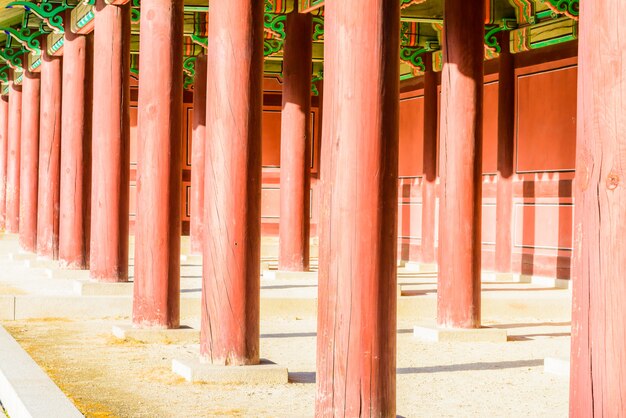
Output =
[
  {"x1": 28, "y1": 53, "x2": 41, "y2": 71},
  {"x1": 183, "y1": 56, "x2": 196, "y2": 77},
  {"x1": 0, "y1": 66, "x2": 9, "y2": 83},
  {"x1": 264, "y1": 39, "x2": 282, "y2": 57},
  {"x1": 0, "y1": 47, "x2": 24, "y2": 69},
  {"x1": 48, "y1": 34, "x2": 64, "y2": 55},
  {"x1": 131, "y1": 0, "x2": 140, "y2": 23},
  {"x1": 312, "y1": 16, "x2": 323, "y2": 42},
  {"x1": 484, "y1": 18, "x2": 517, "y2": 53},
  {"x1": 507, "y1": 0, "x2": 535, "y2": 25},
  {"x1": 400, "y1": 41, "x2": 437, "y2": 74},
  {"x1": 0, "y1": 26, "x2": 45, "y2": 53},
  {"x1": 545, "y1": 0, "x2": 579, "y2": 20},
  {"x1": 74, "y1": 7, "x2": 94, "y2": 32},
  {"x1": 265, "y1": 0, "x2": 293, "y2": 13},
  {"x1": 7, "y1": 1, "x2": 71, "y2": 33},
  {"x1": 264, "y1": 13, "x2": 285, "y2": 40},
  {"x1": 1, "y1": 84, "x2": 8, "y2": 95},
  {"x1": 190, "y1": 34, "x2": 207, "y2": 48}
]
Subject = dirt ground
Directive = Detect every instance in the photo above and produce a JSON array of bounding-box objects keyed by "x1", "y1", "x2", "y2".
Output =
[{"x1": 3, "y1": 315, "x2": 570, "y2": 418}]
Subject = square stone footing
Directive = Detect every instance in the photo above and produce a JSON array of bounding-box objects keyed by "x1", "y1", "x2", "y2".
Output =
[
  {"x1": 413, "y1": 325, "x2": 508, "y2": 343},
  {"x1": 262, "y1": 270, "x2": 318, "y2": 280},
  {"x1": 112, "y1": 325, "x2": 199, "y2": 344},
  {"x1": 544, "y1": 357, "x2": 570, "y2": 378},
  {"x1": 172, "y1": 358, "x2": 288, "y2": 384},
  {"x1": 24, "y1": 258, "x2": 60, "y2": 269},
  {"x1": 481, "y1": 272, "x2": 529, "y2": 283},
  {"x1": 44, "y1": 269, "x2": 90, "y2": 280},
  {"x1": 74, "y1": 280, "x2": 133, "y2": 296},
  {"x1": 403, "y1": 262, "x2": 438, "y2": 273}
]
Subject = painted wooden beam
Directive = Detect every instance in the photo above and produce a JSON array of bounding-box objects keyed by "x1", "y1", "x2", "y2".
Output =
[
  {"x1": 278, "y1": 11, "x2": 312, "y2": 272},
  {"x1": 315, "y1": 0, "x2": 400, "y2": 415},
  {"x1": 133, "y1": 0, "x2": 184, "y2": 329},
  {"x1": 437, "y1": 0, "x2": 485, "y2": 329}
]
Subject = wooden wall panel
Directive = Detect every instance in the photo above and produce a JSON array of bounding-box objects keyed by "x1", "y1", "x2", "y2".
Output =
[
  {"x1": 262, "y1": 108, "x2": 282, "y2": 167},
  {"x1": 513, "y1": 203, "x2": 573, "y2": 251},
  {"x1": 398, "y1": 95, "x2": 424, "y2": 177},
  {"x1": 516, "y1": 66, "x2": 577, "y2": 173}
]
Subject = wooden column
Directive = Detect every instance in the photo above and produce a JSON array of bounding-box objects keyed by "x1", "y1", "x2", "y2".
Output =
[
  {"x1": 190, "y1": 54, "x2": 207, "y2": 255},
  {"x1": 278, "y1": 11, "x2": 313, "y2": 272},
  {"x1": 6, "y1": 78, "x2": 22, "y2": 234},
  {"x1": 18, "y1": 70, "x2": 40, "y2": 252},
  {"x1": 59, "y1": 24, "x2": 93, "y2": 269},
  {"x1": 437, "y1": 0, "x2": 484, "y2": 329},
  {"x1": 315, "y1": 0, "x2": 399, "y2": 415},
  {"x1": 132, "y1": 0, "x2": 183, "y2": 328},
  {"x1": 90, "y1": 1, "x2": 131, "y2": 281},
  {"x1": 201, "y1": 0, "x2": 263, "y2": 365},
  {"x1": 0, "y1": 95, "x2": 8, "y2": 230},
  {"x1": 570, "y1": 1, "x2": 626, "y2": 414},
  {"x1": 36, "y1": 43, "x2": 63, "y2": 260},
  {"x1": 420, "y1": 60, "x2": 438, "y2": 265},
  {"x1": 495, "y1": 32, "x2": 515, "y2": 274}
]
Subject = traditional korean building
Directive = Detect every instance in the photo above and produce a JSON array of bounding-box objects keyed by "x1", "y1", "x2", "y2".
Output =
[{"x1": 0, "y1": 0, "x2": 619, "y2": 415}]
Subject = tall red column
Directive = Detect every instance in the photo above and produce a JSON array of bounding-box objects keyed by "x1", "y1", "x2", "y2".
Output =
[
  {"x1": 90, "y1": 1, "x2": 131, "y2": 282},
  {"x1": 420, "y1": 60, "x2": 438, "y2": 265},
  {"x1": 570, "y1": 1, "x2": 626, "y2": 414},
  {"x1": 0, "y1": 95, "x2": 9, "y2": 231},
  {"x1": 315, "y1": 0, "x2": 400, "y2": 415},
  {"x1": 132, "y1": 0, "x2": 183, "y2": 328},
  {"x1": 59, "y1": 24, "x2": 93, "y2": 269},
  {"x1": 6, "y1": 79, "x2": 22, "y2": 234},
  {"x1": 36, "y1": 43, "x2": 63, "y2": 260},
  {"x1": 278, "y1": 11, "x2": 313, "y2": 272},
  {"x1": 437, "y1": 0, "x2": 485, "y2": 329},
  {"x1": 495, "y1": 32, "x2": 515, "y2": 274},
  {"x1": 190, "y1": 54, "x2": 207, "y2": 255},
  {"x1": 201, "y1": 0, "x2": 263, "y2": 365},
  {"x1": 18, "y1": 70, "x2": 40, "y2": 252}
]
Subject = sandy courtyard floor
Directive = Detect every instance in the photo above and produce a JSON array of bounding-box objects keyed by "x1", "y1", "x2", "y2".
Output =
[{"x1": 3, "y1": 315, "x2": 570, "y2": 418}]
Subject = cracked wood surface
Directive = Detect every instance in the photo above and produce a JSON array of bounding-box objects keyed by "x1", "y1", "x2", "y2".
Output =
[
  {"x1": 18, "y1": 71, "x2": 40, "y2": 253},
  {"x1": 315, "y1": 0, "x2": 399, "y2": 416},
  {"x1": 89, "y1": 1, "x2": 131, "y2": 282},
  {"x1": 132, "y1": 0, "x2": 184, "y2": 329},
  {"x1": 436, "y1": 0, "x2": 484, "y2": 329},
  {"x1": 201, "y1": 0, "x2": 263, "y2": 366},
  {"x1": 570, "y1": 0, "x2": 626, "y2": 415}
]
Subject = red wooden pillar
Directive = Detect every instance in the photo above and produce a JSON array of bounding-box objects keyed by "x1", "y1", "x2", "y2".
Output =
[
  {"x1": 0, "y1": 95, "x2": 8, "y2": 231},
  {"x1": 315, "y1": 0, "x2": 400, "y2": 415},
  {"x1": 201, "y1": 0, "x2": 263, "y2": 365},
  {"x1": 59, "y1": 23, "x2": 93, "y2": 269},
  {"x1": 437, "y1": 0, "x2": 484, "y2": 329},
  {"x1": 6, "y1": 78, "x2": 22, "y2": 234},
  {"x1": 570, "y1": 1, "x2": 626, "y2": 414},
  {"x1": 132, "y1": 0, "x2": 183, "y2": 328},
  {"x1": 420, "y1": 60, "x2": 438, "y2": 265},
  {"x1": 90, "y1": 1, "x2": 131, "y2": 282},
  {"x1": 36, "y1": 42, "x2": 63, "y2": 260},
  {"x1": 495, "y1": 32, "x2": 515, "y2": 274},
  {"x1": 190, "y1": 54, "x2": 207, "y2": 255},
  {"x1": 18, "y1": 70, "x2": 40, "y2": 252},
  {"x1": 278, "y1": 11, "x2": 313, "y2": 272}
]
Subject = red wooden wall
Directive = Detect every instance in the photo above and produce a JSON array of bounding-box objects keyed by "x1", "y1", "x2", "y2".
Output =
[{"x1": 398, "y1": 43, "x2": 578, "y2": 280}]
